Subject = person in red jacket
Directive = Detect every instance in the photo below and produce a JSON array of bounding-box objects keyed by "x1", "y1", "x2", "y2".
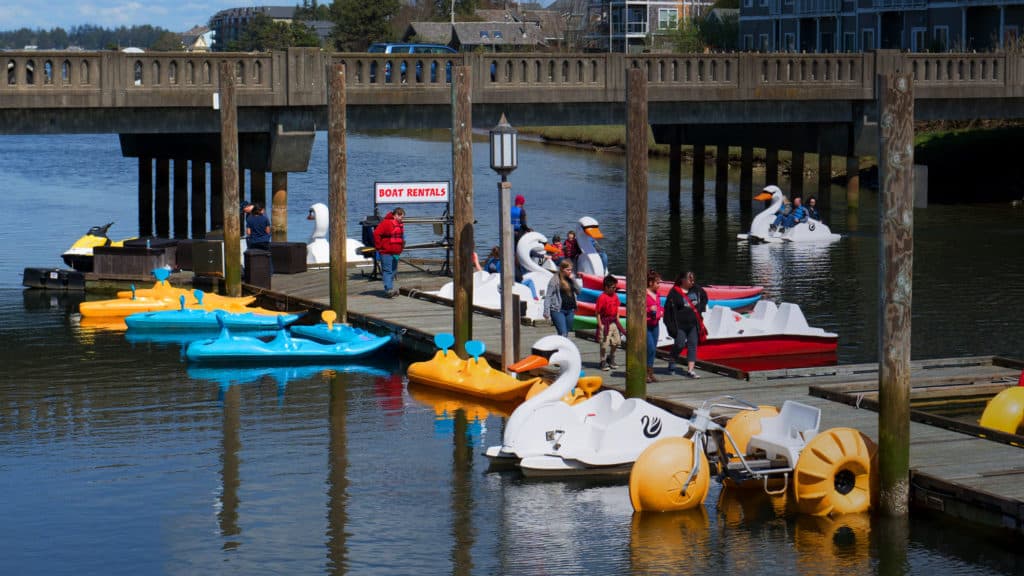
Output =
[
  {"x1": 596, "y1": 274, "x2": 626, "y2": 371},
  {"x1": 373, "y1": 207, "x2": 405, "y2": 298}
]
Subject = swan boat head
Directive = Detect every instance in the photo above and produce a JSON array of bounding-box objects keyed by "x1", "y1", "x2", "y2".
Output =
[
  {"x1": 307, "y1": 203, "x2": 329, "y2": 241},
  {"x1": 575, "y1": 216, "x2": 606, "y2": 276},
  {"x1": 748, "y1": 185, "x2": 784, "y2": 241},
  {"x1": 516, "y1": 231, "x2": 558, "y2": 274},
  {"x1": 502, "y1": 335, "x2": 583, "y2": 450}
]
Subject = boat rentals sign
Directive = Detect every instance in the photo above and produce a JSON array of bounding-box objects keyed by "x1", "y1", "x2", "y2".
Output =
[{"x1": 375, "y1": 181, "x2": 450, "y2": 204}]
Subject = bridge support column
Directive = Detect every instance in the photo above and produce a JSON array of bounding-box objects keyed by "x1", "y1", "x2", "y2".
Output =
[
  {"x1": 173, "y1": 159, "x2": 188, "y2": 239},
  {"x1": 138, "y1": 157, "x2": 153, "y2": 237},
  {"x1": 715, "y1": 144, "x2": 728, "y2": 210},
  {"x1": 765, "y1": 147, "x2": 779, "y2": 187},
  {"x1": 817, "y1": 151, "x2": 831, "y2": 216},
  {"x1": 191, "y1": 161, "x2": 207, "y2": 239},
  {"x1": 210, "y1": 161, "x2": 223, "y2": 231},
  {"x1": 790, "y1": 150, "x2": 804, "y2": 198},
  {"x1": 155, "y1": 158, "x2": 170, "y2": 238},
  {"x1": 740, "y1": 145, "x2": 753, "y2": 205},
  {"x1": 692, "y1": 143, "x2": 705, "y2": 212},
  {"x1": 251, "y1": 170, "x2": 266, "y2": 207},
  {"x1": 271, "y1": 172, "x2": 288, "y2": 242},
  {"x1": 846, "y1": 156, "x2": 860, "y2": 209},
  {"x1": 668, "y1": 131, "x2": 681, "y2": 214}
]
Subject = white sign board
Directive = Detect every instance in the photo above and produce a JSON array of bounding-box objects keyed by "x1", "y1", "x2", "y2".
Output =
[{"x1": 375, "y1": 181, "x2": 450, "y2": 204}]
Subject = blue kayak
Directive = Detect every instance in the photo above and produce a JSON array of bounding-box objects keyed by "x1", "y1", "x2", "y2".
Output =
[
  {"x1": 577, "y1": 286, "x2": 760, "y2": 310},
  {"x1": 290, "y1": 322, "x2": 377, "y2": 344},
  {"x1": 185, "y1": 322, "x2": 393, "y2": 364},
  {"x1": 126, "y1": 308, "x2": 304, "y2": 331}
]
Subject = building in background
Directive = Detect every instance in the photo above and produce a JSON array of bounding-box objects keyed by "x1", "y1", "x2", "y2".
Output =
[
  {"x1": 738, "y1": 0, "x2": 1024, "y2": 53},
  {"x1": 209, "y1": 5, "x2": 332, "y2": 50},
  {"x1": 180, "y1": 26, "x2": 213, "y2": 52},
  {"x1": 584, "y1": 0, "x2": 716, "y2": 52}
]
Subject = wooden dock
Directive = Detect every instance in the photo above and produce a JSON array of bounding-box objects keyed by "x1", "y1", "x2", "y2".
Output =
[{"x1": 260, "y1": 266, "x2": 1024, "y2": 535}]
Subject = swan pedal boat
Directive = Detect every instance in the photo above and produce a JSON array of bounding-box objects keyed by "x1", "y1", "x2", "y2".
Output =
[
  {"x1": 185, "y1": 316, "x2": 393, "y2": 364},
  {"x1": 577, "y1": 287, "x2": 761, "y2": 311},
  {"x1": 483, "y1": 335, "x2": 692, "y2": 477},
  {"x1": 579, "y1": 272, "x2": 764, "y2": 301},
  {"x1": 406, "y1": 335, "x2": 542, "y2": 403},
  {"x1": 305, "y1": 202, "x2": 372, "y2": 266},
  {"x1": 738, "y1": 185, "x2": 841, "y2": 243}
]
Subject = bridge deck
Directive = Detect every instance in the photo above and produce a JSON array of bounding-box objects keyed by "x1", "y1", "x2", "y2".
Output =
[{"x1": 262, "y1": 266, "x2": 1024, "y2": 534}]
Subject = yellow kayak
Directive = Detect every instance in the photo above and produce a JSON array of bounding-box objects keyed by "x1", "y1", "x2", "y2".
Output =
[{"x1": 80, "y1": 292, "x2": 278, "y2": 319}]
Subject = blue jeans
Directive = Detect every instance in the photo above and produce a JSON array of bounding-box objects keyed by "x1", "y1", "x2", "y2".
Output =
[
  {"x1": 670, "y1": 325, "x2": 699, "y2": 365},
  {"x1": 380, "y1": 254, "x2": 398, "y2": 291},
  {"x1": 551, "y1": 309, "x2": 575, "y2": 337},
  {"x1": 646, "y1": 324, "x2": 659, "y2": 367}
]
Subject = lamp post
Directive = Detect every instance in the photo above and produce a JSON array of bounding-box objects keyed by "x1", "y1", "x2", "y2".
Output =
[{"x1": 489, "y1": 114, "x2": 518, "y2": 372}]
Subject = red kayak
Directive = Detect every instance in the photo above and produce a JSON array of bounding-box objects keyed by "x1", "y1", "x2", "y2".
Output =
[{"x1": 579, "y1": 273, "x2": 763, "y2": 300}]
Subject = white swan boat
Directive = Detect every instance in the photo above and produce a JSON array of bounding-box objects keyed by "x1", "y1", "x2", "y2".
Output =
[
  {"x1": 575, "y1": 216, "x2": 607, "y2": 276},
  {"x1": 484, "y1": 335, "x2": 692, "y2": 477},
  {"x1": 305, "y1": 203, "x2": 373, "y2": 267},
  {"x1": 739, "y1": 185, "x2": 840, "y2": 243}
]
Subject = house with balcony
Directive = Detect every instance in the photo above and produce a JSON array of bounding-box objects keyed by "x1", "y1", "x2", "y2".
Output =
[
  {"x1": 584, "y1": 0, "x2": 716, "y2": 52},
  {"x1": 738, "y1": 0, "x2": 1024, "y2": 53}
]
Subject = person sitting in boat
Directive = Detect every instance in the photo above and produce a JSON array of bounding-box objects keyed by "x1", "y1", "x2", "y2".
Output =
[
  {"x1": 806, "y1": 196, "x2": 820, "y2": 221},
  {"x1": 770, "y1": 196, "x2": 791, "y2": 232},
  {"x1": 483, "y1": 246, "x2": 501, "y2": 274},
  {"x1": 511, "y1": 194, "x2": 528, "y2": 241},
  {"x1": 563, "y1": 230, "x2": 580, "y2": 269},
  {"x1": 549, "y1": 234, "x2": 565, "y2": 265},
  {"x1": 772, "y1": 196, "x2": 806, "y2": 232}
]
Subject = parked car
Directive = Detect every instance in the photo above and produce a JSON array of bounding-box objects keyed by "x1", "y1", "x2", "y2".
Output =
[{"x1": 367, "y1": 43, "x2": 457, "y2": 84}]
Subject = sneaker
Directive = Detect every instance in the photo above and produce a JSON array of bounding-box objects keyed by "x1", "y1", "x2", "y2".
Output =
[
  {"x1": 600, "y1": 362, "x2": 610, "y2": 372},
  {"x1": 666, "y1": 362, "x2": 676, "y2": 374},
  {"x1": 684, "y1": 370, "x2": 700, "y2": 379},
  {"x1": 607, "y1": 359, "x2": 619, "y2": 370},
  {"x1": 388, "y1": 289, "x2": 400, "y2": 298}
]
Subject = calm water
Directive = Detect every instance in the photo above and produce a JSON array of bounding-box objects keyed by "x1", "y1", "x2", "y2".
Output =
[{"x1": 1, "y1": 133, "x2": 1022, "y2": 574}]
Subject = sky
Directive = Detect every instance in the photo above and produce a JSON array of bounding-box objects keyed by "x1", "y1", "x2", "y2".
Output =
[
  {"x1": 0, "y1": 1, "x2": 258, "y2": 33},
  {"x1": 0, "y1": 1, "x2": 560, "y2": 34}
]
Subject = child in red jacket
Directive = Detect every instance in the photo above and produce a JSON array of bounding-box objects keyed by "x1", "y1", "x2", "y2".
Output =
[{"x1": 596, "y1": 275, "x2": 625, "y2": 371}]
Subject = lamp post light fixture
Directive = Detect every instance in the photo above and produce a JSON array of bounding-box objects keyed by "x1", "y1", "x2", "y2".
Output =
[{"x1": 489, "y1": 114, "x2": 518, "y2": 372}]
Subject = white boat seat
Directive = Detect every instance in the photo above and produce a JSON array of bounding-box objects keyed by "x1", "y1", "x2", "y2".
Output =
[
  {"x1": 747, "y1": 400, "x2": 821, "y2": 466},
  {"x1": 769, "y1": 303, "x2": 812, "y2": 334},
  {"x1": 748, "y1": 300, "x2": 777, "y2": 323},
  {"x1": 704, "y1": 306, "x2": 739, "y2": 337}
]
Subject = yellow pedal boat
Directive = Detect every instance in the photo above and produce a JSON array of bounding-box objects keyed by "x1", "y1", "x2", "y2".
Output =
[{"x1": 407, "y1": 335, "x2": 541, "y2": 403}]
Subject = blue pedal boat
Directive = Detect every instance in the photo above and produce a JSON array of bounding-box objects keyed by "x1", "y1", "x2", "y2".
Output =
[
  {"x1": 289, "y1": 310, "x2": 380, "y2": 344},
  {"x1": 125, "y1": 292, "x2": 303, "y2": 332}
]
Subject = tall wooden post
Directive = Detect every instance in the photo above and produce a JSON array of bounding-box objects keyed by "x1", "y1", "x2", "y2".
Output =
[
  {"x1": 817, "y1": 150, "x2": 831, "y2": 209},
  {"x1": 715, "y1": 143, "x2": 728, "y2": 210},
  {"x1": 625, "y1": 68, "x2": 648, "y2": 399},
  {"x1": 191, "y1": 160, "x2": 206, "y2": 238},
  {"x1": 271, "y1": 172, "x2": 288, "y2": 241},
  {"x1": 328, "y1": 64, "x2": 348, "y2": 322},
  {"x1": 791, "y1": 150, "x2": 804, "y2": 198},
  {"x1": 452, "y1": 66, "x2": 474, "y2": 355},
  {"x1": 846, "y1": 155, "x2": 860, "y2": 209},
  {"x1": 173, "y1": 159, "x2": 188, "y2": 238},
  {"x1": 499, "y1": 177, "x2": 514, "y2": 371},
  {"x1": 668, "y1": 128, "x2": 681, "y2": 214},
  {"x1": 155, "y1": 158, "x2": 170, "y2": 237},
  {"x1": 765, "y1": 147, "x2": 779, "y2": 186},
  {"x1": 878, "y1": 72, "x2": 914, "y2": 517},
  {"x1": 138, "y1": 157, "x2": 153, "y2": 237},
  {"x1": 692, "y1": 143, "x2": 705, "y2": 212},
  {"x1": 219, "y1": 62, "x2": 241, "y2": 297}
]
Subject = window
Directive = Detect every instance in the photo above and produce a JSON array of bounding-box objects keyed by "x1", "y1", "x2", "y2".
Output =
[
  {"x1": 844, "y1": 32, "x2": 856, "y2": 52},
  {"x1": 493, "y1": 30, "x2": 503, "y2": 39},
  {"x1": 912, "y1": 28, "x2": 926, "y2": 52},
  {"x1": 784, "y1": 33, "x2": 795, "y2": 52},
  {"x1": 862, "y1": 29, "x2": 875, "y2": 51},
  {"x1": 759, "y1": 34, "x2": 769, "y2": 52},
  {"x1": 480, "y1": 31, "x2": 489, "y2": 39},
  {"x1": 744, "y1": 35, "x2": 754, "y2": 50},
  {"x1": 658, "y1": 8, "x2": 678, "y2": 30},
  {"x1": 933, "y1": 26, "x2": 949, "y2": 51}
]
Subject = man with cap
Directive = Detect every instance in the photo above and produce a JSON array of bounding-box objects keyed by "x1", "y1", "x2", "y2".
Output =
[{"x1": 511, "y1": 194, "x2": 528, "y2": 239}]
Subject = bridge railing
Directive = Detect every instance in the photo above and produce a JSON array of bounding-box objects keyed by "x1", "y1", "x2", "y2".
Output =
[{"x1": 3, "y1": 49, "x2": 1024, "y2": 109}]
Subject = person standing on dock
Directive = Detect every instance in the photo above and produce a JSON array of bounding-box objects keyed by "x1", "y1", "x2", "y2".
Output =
[
  {"x1": 663, "y1": 271, "x2": 707, "y2": 379},
  {"x1": 511, "y1": 194, "x2": 528, "y2": 239},
  {"x1": 245, "y1": 203, "x2": 272, "y2": 252},
  {"x1": 596, "y1": 275, "x2": 625, "y2": 371},
  {"x1": 645, "y1": 270, "x2": 664, "y2": 383},
  {"x1": 373, "y1": 207, "x2": 405, "y2": 298},
  {"x1": 543, "y1": 259, "x2": 579, "y2": 337}
]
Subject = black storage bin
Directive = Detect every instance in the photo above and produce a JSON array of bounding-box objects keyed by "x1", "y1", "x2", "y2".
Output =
[
  {"x1": 94, "y1": 245, "x2": 172, "y2": 276},
  {"x1": 176, "y1": 239, "x2": 195, "y2": 271},
  {"x1": 244, "y1": 249, "x2": 272, "y2": 289},
  {"x1": 270, "y1": 242, "x2": 307, "y2": 274},
  {"x1": 22, "y1": 267, "x2": 86, "y2": 290},
  {"x1": 123, "y1": 237, "x2": 178, "y2": 268},
  {"x1": 192, "y1": 240, "x2": 224, "y2": 277}
]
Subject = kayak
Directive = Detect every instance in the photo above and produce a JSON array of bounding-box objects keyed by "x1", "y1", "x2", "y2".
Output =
[
  {"x1": 577, "y1": 286, "x2": 760, "y2": 311},
  {"x1": 125, "y1": 308, "x2": 303, "y2": 331},
  {"x1": 185, "y1": 322, "x2": 393, "y2": 364},
  {"x1": 80, "y1": 290, "x2": 262, "y2": 318},
  {"x1": 578, "y1": 272, "x2": 763, "y2": 300}
]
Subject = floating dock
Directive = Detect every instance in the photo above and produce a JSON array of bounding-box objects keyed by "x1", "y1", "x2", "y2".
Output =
[{"x1": 247, "y1": 266, "x2": 1022, "y2": 534}]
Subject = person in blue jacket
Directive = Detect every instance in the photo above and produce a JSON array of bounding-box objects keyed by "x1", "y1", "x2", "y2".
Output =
[
  {"x1": 806, "y1": 196, "x2": 820, "y2": 220},
  {"x1": 511, "y1": 195, "x2": 528, "y2": 237}
]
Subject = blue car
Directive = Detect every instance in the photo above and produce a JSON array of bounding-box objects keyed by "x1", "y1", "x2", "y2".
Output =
[{"x1": 368, "y1": 43, "x2": 457, "y2": 84}]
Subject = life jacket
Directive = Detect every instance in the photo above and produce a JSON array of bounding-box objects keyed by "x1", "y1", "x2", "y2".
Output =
[
  {"x1": 511, "y1": 205, "x2": 523, "y2": 231},
  {"x1": 373, "y1": 212, "x2": 405, "y2": 255}
]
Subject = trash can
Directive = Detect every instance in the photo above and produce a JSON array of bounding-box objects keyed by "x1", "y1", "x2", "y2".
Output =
[{"x1": 244, "y1": 249, "x2": 272, "y2": 289}]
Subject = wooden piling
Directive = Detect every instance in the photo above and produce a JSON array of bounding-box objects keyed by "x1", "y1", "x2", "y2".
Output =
[
  {"x1": 669, "y1": 128, "x2": 681, "y2": 214},
  {"x1": 817, "y1": 150, "x2": 831, "y2": 206},
  {"x1": 878, "y1": 72, "x2": 914, "y2": 517},
  {"x1": 138, "y1": 156, "x2": 153, "y2": 237},
  {"x1": 625, "y1": 68, "x2": 647, "y2": 398},
  {"x1": 846, "y1": 155, "x2": 860, "y2": 210},
  {"x1": 210, "y1": 161, "x2": 223, "y2": 231},
  {"x1": 715, "y1": 143, "x2": 728, "y2": 210},
  {"x1": 190, "y1": 160, "x2": 206, "y2": 238},
  {"x1": 692, "y1": 143, "x2": 705, "y2": 212},
  {"x1": 173, "y1": 159, "x2": 188, "y2": 238},
  {"x1": 790, "y1": 150, "x2": 804, "y2": 198},
  {"x1": 271, "y1": 172, "x2": 288, "y2": 242},
  {"x1": 451, "y1": 66, "x2": 474, "y2": 355},
  {"x1": 328, "y1": 64, "x2": 348, "y2": 322},
  {"x1": 740, "y1": 145, "x2": 753, "y2": 205},
  {"x1": 155, "y1": 158, "x2": 170, "y2": 237},
  {"x1": 218, "y1": 62, "x2": 241, "y2": 297}
]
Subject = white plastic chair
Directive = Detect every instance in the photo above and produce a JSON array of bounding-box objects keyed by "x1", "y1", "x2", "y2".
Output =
[{"x1": 746, "y1": 400, "x2": 821, "y2": 466}]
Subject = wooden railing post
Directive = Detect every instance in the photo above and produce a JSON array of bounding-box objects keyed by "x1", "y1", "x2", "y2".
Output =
[{"x1": 452, "y1": 66, "x2": 474, "y2": 356}]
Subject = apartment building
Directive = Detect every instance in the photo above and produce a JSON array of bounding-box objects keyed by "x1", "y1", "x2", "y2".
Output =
[
  {"x1": 585, "y1": 0, "x2": 717, "y2": 52},
  {"x1": 738, "y1": 0, "x2": 1024, "y2": 53}
]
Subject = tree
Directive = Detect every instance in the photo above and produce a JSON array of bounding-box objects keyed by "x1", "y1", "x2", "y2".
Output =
[
  {"x1": 295, "y1": 0, "x2": 331, "y2": 20},
  {"x1": 329, "y1": 0, "x2": 400, "y2": 51},
  {"x1": 669, "y1": 19, "x2": 703, "y2": 53},
  {"x1": 150, "y1": 31, "x2": 184, "y2": 51},
  {"x1": 699, "y1": 12, "x2": 738, "y2": 51},
  {"x1": 228, "y1": 13, "x2": 320, "y2": 52}
]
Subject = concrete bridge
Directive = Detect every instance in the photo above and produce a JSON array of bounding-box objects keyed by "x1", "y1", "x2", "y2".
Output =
[{"x1": 3, "y1": 49, "x2": 1022, "y2": 236}]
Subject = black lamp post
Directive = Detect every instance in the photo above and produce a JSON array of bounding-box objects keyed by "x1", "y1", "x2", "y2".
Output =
[{"x1": 489, "y1": 114, "x2": 518, "y2": 371}]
